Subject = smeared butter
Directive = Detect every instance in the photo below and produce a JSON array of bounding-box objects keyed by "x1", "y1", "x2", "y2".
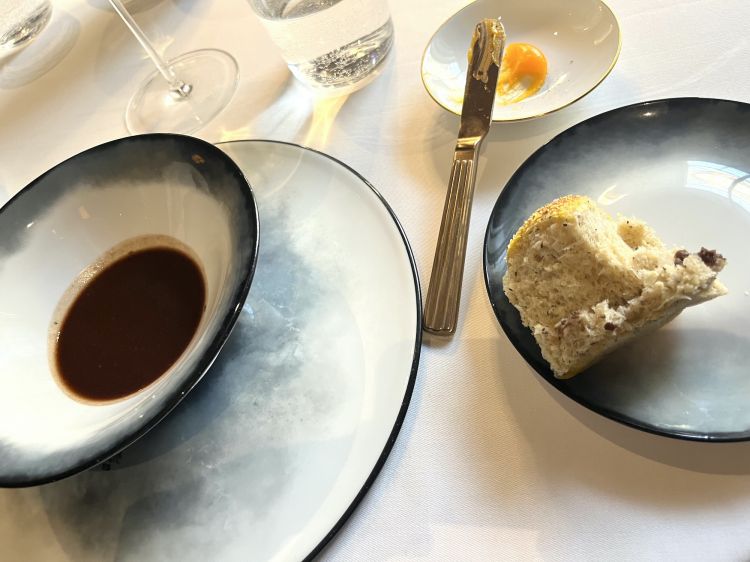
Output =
[{"x1": 468, "y1": 19, "x2": 506, "y2": 84}]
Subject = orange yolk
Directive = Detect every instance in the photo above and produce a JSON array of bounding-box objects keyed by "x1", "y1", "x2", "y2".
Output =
[{"x1": 497, "y1": 43, "x2": 548, "y2": 104}]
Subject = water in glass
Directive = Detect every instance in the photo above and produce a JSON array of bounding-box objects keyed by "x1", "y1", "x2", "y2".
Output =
[
  {"x1": 0, "y1": 0, "x2": 52, "y2": 52},
  {"x1": 249, "y1": 0, "x2": 394, "y2": 92}
]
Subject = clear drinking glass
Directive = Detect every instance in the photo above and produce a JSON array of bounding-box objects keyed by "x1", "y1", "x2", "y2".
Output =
[
  {"x1": 247, "y1": 0, "x2": 394, "y2": 94},
  {"x1": 109, "y1": 0, "x2": 239, "y2": 134},
  {"x1": 0, "y1": 0, "x2": 52, "y2": 52}
]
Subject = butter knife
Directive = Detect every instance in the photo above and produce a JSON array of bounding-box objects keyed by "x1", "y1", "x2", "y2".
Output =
[{"x1": 424, "y1": 19, "x2": 506, "y2": 335}]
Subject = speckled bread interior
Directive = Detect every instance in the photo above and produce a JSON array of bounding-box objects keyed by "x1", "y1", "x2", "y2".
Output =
[{"x1": 503, "y1": 195, "x2": 727, "y2": 378}]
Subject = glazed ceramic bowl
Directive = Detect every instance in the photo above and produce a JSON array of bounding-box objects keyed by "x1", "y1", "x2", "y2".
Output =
[
  {"x1": 0, "y1": 134, "x2": 259, "y2": 486},
  {"x1": 485, "y1": 98, "x2": 750, "y2": 441},
  {"x1": 421, "y1": 0, "x2": 621, "y2": 121}
]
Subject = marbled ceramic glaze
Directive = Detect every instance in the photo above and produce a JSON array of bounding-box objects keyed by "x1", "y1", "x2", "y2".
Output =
[
  {"x1": 0, "y1": 134, "x2": 259, "y2": 485},
  {"x1": 0, "y1": 141, "x2": 421, "y2": 561},
  {"x1": 421, "y1": 0, "x2": 621, "y2": 121},
  {"x1": 485, "y1": 98, "x2": 750, "y2": 441}
]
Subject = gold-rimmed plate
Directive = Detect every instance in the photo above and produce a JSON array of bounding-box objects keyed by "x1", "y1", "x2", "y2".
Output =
[{"x1": 421, "y1": 0, "x2": 621, "y2": 121}]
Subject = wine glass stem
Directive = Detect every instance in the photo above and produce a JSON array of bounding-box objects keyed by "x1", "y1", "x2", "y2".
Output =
[{"x1": 108, "y1": 0, "x2": 192, "y2": 98}]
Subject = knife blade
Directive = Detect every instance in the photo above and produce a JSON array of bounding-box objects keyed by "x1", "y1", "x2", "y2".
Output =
[{"x1": 424, "y1": 18, "x2": 505, "y2": 335}]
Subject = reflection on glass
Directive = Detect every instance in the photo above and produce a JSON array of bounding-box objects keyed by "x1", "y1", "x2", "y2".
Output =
[
  {"x1": 0, "y1": 11, "x2": 79, "y2": 89},
  {"x1": 0, "y1": 0, "x2": 52, "y2": 52}
]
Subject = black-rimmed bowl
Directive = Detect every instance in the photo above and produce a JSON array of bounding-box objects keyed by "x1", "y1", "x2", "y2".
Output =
[{"x1": 0, "y1": 134, "x2": 259, "y2": 486}]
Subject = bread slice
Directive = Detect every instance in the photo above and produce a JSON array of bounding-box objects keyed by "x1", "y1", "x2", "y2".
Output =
[{"x1": 502, "y1": 195, "x2": 727, "y2": 378}]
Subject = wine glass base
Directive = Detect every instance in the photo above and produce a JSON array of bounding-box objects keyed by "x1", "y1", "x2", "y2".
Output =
[{"x1": 125, "y1": 49, "x2": 238, "y2": 135}]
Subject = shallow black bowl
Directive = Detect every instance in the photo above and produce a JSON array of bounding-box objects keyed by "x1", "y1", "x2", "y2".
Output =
[{"x1": 485, "y1": 98, "x2": 750, "y2": 441}]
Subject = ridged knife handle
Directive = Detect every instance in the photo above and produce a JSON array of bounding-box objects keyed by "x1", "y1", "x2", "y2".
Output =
[{"x1": 424, "y1": 147, "x2": 480, "y2": 335}]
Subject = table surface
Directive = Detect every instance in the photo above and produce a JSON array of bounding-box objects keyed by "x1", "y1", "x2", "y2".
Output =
[{"x1": 3, "y1": 0, "x2": 750, "y2": 560}]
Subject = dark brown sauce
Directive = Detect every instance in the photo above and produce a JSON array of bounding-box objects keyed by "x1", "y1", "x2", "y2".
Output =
[{"x1": 54, "y1": 246, "x2": 206, "y2": 403}]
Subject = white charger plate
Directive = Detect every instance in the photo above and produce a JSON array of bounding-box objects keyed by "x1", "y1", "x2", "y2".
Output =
[
  {"x1": 421, "y1": 0, "x2": 621, "y2": 121},
  {"x1": 0, "y1": 140, "x2": 422, "y2": 560}
]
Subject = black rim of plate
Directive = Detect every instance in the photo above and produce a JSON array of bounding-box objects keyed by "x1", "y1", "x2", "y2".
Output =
[
  {"x1": 216, "y1": 139, "x2": 423, "y2": 560},
  {"x1": 483, "y1": 97, "x2": 750, "y2": 443},
  {"x1": 0, "y1": 133, "x2": 260, "y2": 487}
]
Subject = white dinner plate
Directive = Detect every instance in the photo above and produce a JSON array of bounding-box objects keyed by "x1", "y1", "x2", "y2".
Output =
[
  {"x1": 485, "y1": 98, "x2": 750, "y2": 441},
  {"x1": 421, "y1": 0, "x2": 621, "y2": 121},
  {"x1": 0, "y1": 140, "x2": 422, "y2": 561}
]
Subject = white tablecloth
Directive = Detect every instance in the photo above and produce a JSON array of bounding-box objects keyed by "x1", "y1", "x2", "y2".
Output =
[{"x1": 3, "y1": 0, "x2": 750, "y2": 560}]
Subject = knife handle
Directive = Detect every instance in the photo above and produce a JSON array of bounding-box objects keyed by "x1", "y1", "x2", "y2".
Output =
[{"x1": 424, "y1": 146, "x2": 480, "y2": 335}]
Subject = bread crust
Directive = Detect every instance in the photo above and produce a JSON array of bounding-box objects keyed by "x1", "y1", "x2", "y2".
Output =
[{"x1": 503, "y1": 195, "x2": 727, "y2": 378}]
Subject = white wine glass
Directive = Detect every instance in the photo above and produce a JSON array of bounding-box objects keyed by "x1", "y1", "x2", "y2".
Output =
[{"x1": 109, "y1": 0, "x2": 238, "y2": 134}]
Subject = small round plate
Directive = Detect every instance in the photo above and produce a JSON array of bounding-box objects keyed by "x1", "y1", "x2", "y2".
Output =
[
  {"x1": 421, "y1": 0, "x2": 621, "y2": 121},
  {"x1": 484, "y1": 98, "x2": 750, "y2": 441}
]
